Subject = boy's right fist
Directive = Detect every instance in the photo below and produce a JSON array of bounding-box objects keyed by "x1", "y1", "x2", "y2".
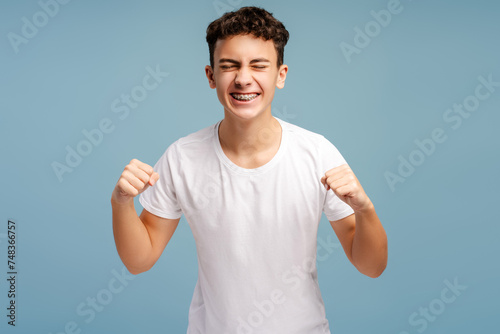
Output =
[{"x1": 111, "y1": 159, "x2": 160, "y2": 205}]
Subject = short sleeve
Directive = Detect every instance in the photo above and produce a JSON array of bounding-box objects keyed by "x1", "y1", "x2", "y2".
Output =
[
  {"x1": 319, "y1": 136, "x2": 355, "y2": 222},
  {"x1": 139, "y1": 141, "x2": 183, "y2": 219}
]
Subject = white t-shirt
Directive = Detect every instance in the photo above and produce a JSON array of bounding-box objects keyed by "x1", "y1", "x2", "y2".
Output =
[{"x1": 139, "y1": 116, "x2": 354, "y2": 334}]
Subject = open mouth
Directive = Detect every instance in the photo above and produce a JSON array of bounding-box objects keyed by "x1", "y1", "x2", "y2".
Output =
[{"x1": 230, "y1": 93, "x2": 261, "y2": 102}]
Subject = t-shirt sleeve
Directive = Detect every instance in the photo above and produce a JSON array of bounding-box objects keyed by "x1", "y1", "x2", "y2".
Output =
[
  {"x1": 319, "y1": 136, "x2": 355, "y2": 221},
  {"x1": 139, "y1": 141, "x2": 183, "y2": 219}
]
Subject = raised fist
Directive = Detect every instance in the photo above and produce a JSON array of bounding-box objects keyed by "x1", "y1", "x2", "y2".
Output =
[{"x1": 112, "y1": 159, "x2": 159, "y2": 205}]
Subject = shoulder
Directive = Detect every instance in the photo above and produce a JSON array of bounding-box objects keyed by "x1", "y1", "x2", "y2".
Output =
[
  {"x1": 160, "y1": 121, "x2": 218, "y2": 163},
  {"x1": 279, "y1": 117, "x2": 333, "y2": 150},
  {"x1": 176, "y1": 122, "x2": 216, "y2": 148},
  {"x1": 279, "y1": 118, "x2": 347, "y2": 168}
]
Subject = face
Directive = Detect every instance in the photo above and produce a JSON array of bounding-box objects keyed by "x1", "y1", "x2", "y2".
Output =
[{"x1": 205, "y1": 34, "x2": 288, "y2": 121}]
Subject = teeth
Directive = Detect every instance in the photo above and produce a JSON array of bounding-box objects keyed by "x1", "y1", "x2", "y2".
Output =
[{"x1": 232, "y1": 93, "x2": 259, "y2": 101}]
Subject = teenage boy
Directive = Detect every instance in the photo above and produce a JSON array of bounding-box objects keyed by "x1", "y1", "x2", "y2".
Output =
[{"x1": 111, "y1": 6, "x2": 387, "y2": 334}]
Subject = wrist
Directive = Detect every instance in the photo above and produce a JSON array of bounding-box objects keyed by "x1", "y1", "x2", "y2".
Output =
[
  {"x1": 354, "y1": 200, "x2": 375, "y2": 215},
  {"x1": 111, "y1": 192, "x2": 135, "y2": 208}
]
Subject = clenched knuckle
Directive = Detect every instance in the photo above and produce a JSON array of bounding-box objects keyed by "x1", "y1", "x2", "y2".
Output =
[{"x1": 118, "y1": 178, "x2": 129, "y2": 190}]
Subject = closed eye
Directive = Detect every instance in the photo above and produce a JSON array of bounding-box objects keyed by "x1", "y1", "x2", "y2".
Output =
[{"x1": 219, "y1": 65, "x2": 268, "y2": 70}]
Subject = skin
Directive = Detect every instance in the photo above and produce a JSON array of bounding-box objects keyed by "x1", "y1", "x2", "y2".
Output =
[
  {"x1": 111, "y1": 159, "x2": 178, "y2": 275},
  {"x1": 205, "y1": 34, "x2": 288, "y2": 168},
  {"x1": 205, "y1": 33, "x2": 387, "y2": 278},
  {"x1": 112, "y1": 33, "x2": 387, "y2": 278},
  {"x1": 321, "y1": 165, "x2": 388, "y2": 278}
]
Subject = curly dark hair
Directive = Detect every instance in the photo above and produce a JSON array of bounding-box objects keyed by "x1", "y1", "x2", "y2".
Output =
[{"x1": 206, "y1": 6, "x2": 289, "y2": 69}]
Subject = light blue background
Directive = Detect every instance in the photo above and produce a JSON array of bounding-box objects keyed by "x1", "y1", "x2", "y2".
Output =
[{"x1": 1, "y1": 0, "x2": 499, "y2": 333}]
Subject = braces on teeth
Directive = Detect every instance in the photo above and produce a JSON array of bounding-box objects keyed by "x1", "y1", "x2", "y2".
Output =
[{"x1": 232, "y1": 94, "x2": 259, "y2": 101}]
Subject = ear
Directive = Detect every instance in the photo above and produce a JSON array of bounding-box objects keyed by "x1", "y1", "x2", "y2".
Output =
[
  {"x1": 276, "y1": 64, "x2": 288, "y2": 89},
  {"x1": 205, "y1": 65, "x2": 216, "y2": 89}
]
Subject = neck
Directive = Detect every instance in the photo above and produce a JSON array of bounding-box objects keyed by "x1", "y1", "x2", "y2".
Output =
[{"x1": 218, "y1": 111, "x2": 282, "y2": 157}]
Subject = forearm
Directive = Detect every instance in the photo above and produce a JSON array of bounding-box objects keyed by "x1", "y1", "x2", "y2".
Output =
[
  {"x1": 111, "y1": 198, "x2": 153, "y2": 274},
  {"x1": 351, "y1": 203, "x2": 388, "y2": 278}
]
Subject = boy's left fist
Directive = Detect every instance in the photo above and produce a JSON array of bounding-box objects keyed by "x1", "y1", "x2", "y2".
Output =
[{"x1": 320, "y1": 164, "x2": 373, "y2": 213}]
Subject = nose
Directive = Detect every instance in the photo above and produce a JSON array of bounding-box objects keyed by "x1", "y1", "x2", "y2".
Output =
[{"x1": 234, "y1": 66, "x2": 252, "y2": 87}]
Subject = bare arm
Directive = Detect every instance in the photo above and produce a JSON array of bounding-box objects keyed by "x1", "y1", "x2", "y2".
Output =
[
  {"x1": 329, "y1": 204, "x2": 387, "y2": 278},
  {"x1": 112, "y1": 200, "x2": 180, "y2": 275},
  {"x1": 321, "y1": 164, "x2": 388, "y2": 278},
  {"x1": 111, "y1": 159, "x2": 180, "y2": 275}
]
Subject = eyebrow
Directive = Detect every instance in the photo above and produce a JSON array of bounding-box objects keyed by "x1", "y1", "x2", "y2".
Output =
[{"x1": 218, "y1": 58, "x2": 271, "y2": 65}]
